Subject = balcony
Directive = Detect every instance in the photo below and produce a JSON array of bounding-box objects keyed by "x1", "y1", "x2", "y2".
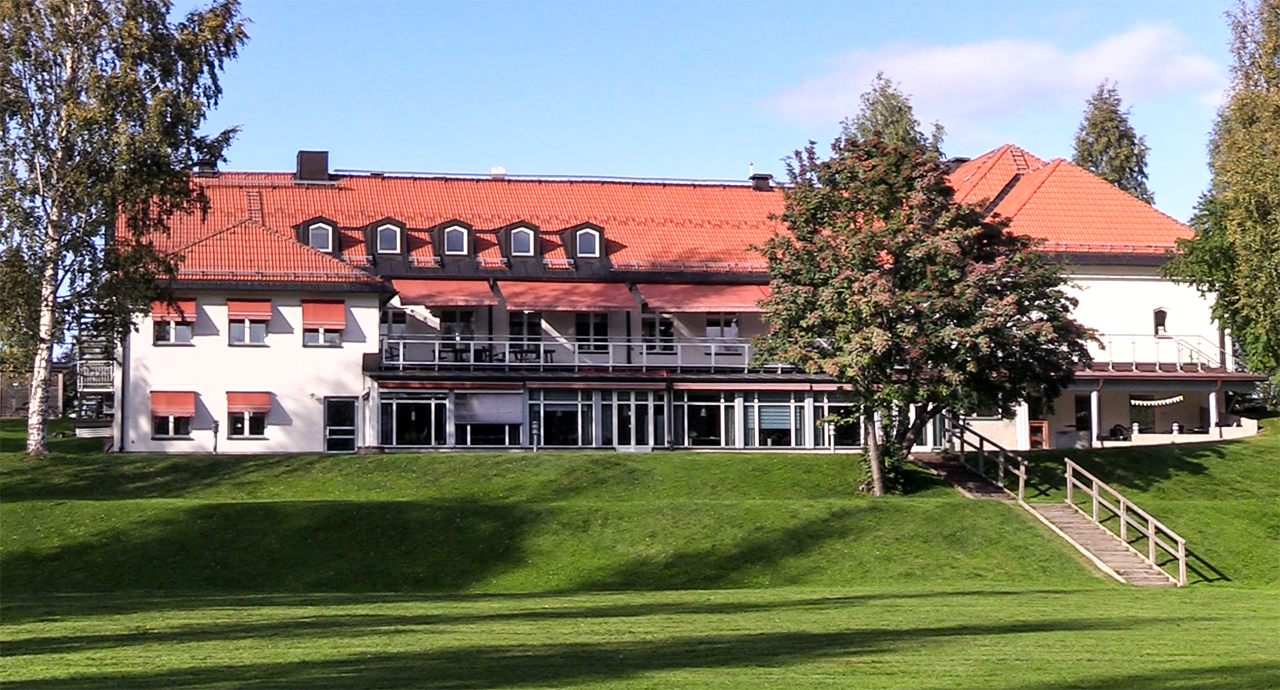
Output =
[
  {"x1": 379, "y1": 336, "x2": 771, "y2": 373},
  {"x1": 1087, "y1": 334, "x2": 1225, "y2": 373},
  {"x1": 77, "y1": 360, "x2": 115, "y2": 392}
]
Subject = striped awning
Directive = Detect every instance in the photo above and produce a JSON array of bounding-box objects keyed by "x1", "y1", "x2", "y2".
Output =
[
  {"x1": 150, "y1": 391, "x2": 196, "y2": 417},
  {"x1": 227, "y1": 391, "x2": 272, "y2": 413},
  {"x1": 227, "y1": 300, "x2": 272, "y2": 321},
  {"x1": 151, "y1": 299, "x2": 197, "y2": 322},
  {"x1": 301, "y1": 300, "x2": 346, "y2": 329}
]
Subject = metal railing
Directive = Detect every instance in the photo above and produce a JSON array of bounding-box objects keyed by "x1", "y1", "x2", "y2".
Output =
[
  {"x1": 77, "y1": 360, "x2": 114, "y2": 392},
  {"x1": 1065, "y1": 458, "x2": 1187, "y2": 586},
  {"x1": 379, "y1": 335, "x2": 775, "y2": 373},
  {"x1": 1089, "y1": 333, "x2": 1222, "y2": 372},
  {"x1": 942, "y1": 416, "x2": 1028, "y2": 502}
]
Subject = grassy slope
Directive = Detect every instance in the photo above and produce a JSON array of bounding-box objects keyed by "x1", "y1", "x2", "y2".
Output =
[
  {"x1": 1, "y1": 422, "x2": 1099, "y2": 592},
  {"x1": 1019, "y1": 421, "x2": 1279, "y2": 587}
]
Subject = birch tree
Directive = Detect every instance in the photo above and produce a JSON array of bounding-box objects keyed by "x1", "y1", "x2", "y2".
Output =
[{"x1": 1, "y1": 0, "x2": 248, "y2": 454}]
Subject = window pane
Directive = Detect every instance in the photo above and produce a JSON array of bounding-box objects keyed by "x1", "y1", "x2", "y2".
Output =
[
  {"x1": 378, "y1": 226, "x2": 399, "y2": 252},
  {"x1": 445, "y1": 227, "x2": 466, "y2": 254},
  {"x1": 689, "y1": 405, "x2": 721, "y2": 446},
  {"x1": 543, "y1": 404, "x2": 580, "y2": 446},
  {"x1": 381, "y1": 403, "x2": 394, "y2": 446},
  {"x1": 173, "y1": 416, "x2": 191, "y2": 436},
  {"x1": 229, "y1": 320, "x2": 246, "y2": 343},
  {"x1": 154, "y1": 321, "x2": 170, "y2": 343},
  {"x1": 322, "y1": 330, "x2": 342, "y2": 346},
  {"x1": 309, "y1": 225, "x2": 330, "y2": 251},
  {"x1": 153, "y1": 415, "x2": 170, "y2": 436},
  {"x1": 512, "y1": 230, "x2": 532, "y2": 255},
  {"x1": 175, "y1": 323, "x2": 193, "y2": 343},
  {"x1": 577, "y1": 230, "x2": 598, "y2": 256},
  {"x1": 230, "y1": 413, "x2": 246, "y2": 436},
  {"x1": 250, "y1": 321, "x2": 267, "y2": 344},
  {"x1": 249, "y1": 412, "x2": 266, "y2": 436},
  {"x1": 396, "y1": 402, "x2": 435, "y2": 445},
  {"x1": 326, "y1": 398, "x2": 356, "y2": 427}
]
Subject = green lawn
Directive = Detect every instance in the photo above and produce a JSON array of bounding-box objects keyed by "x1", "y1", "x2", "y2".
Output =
[{"x1": 2, "y1": 417, "x2": 1277, "y2": 688}]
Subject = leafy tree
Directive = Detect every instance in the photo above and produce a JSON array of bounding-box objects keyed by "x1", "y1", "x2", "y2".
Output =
[
  {"x1": 1072, "y1": 80, "x2": 1154, "y2": 204},
  {"x1": 755, "y1": 134, "x2": 1092, "y2": 496},
  {"x1": 1, "y1": 0, "x2": 249, "y2": 454},
  {"x1": 1166, "y1": 0, "x2": 1280, "y2": 393},
  {"x1": 841, "y1": 72, "x2": 944, "y2": 159}
]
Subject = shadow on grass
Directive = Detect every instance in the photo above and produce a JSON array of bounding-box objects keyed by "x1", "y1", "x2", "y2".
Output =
[
  {"x1": 0, "y1": 452, "x2": 338, "y2": 501},
  {"x1": 1, "y1": 500, "x2": 535, "y2": 594},
  {"x1": 1007, "y1": 662, "x2": 1280, "y2": 690},
  {"x1": 583, "y1": 506, "x2": 870, "y2": 590},
  {"x1": 0, "y1": 588, "x2": 1080, "y2": 656},
  {"x1": 0, "y1": 615, "x2": 1202, "y2": 689},
  {"x1": 1022, "y1": 441, "x2": 1237, "y2": 499}
]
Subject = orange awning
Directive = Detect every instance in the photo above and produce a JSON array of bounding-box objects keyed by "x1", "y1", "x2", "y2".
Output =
[
  {"x1": 150, "y1": 391, "x2": 196, "y2": 417},
  {"x1": 301, "y1": 300, "x2": 346, "y2": 329},
  {"x1": 227, "y1": 300, "x2": 272, "y2": 321},
  {"x1": 498, "y1": 281, "x2": 637, "y2": 312},
  {"x1": 636, "y1": 284, "x2": 770, "y2": 313},
  {"x1": 151, "y1": 299, "x2": 197, "y2": 322},
  {"x1": 227, "y1": 391, "x2": 272, "y2": 413},
  {"x1": 393, "y1": 279, "x2": 498, "y2": 306}
]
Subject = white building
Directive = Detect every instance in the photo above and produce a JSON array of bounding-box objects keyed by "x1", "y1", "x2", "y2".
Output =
[{"x1": 80, "y1": 147, "x2": 1263, "y2": 453}]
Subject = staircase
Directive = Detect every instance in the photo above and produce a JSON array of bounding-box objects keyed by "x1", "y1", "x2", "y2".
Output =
[
  {"x1": 936, "y1": 417, "x2": 1187, "y2": 587},
  {"x1": 1028, "y1": 503, "x2": 1176, "y2": 587}
]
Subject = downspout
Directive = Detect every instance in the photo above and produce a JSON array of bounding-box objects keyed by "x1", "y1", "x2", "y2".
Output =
[{"x1": 117, "y1": 332, "x2": 128, "y2": 452}]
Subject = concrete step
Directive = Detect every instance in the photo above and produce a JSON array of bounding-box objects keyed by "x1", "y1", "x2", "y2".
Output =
[{"x1": 1028, "y1": 502, "x2": 1176, "y2": 587}]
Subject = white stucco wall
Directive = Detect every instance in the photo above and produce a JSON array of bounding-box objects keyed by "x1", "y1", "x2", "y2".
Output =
[{"x1": 118, "y1": 291, "x2": 381, "y2": 453}]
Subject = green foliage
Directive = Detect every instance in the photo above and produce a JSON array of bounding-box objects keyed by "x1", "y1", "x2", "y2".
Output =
[
  {"x1": 0, "y1": 0, "x2": 249, "y2": 451},
  {"x1": 1071, "y1": 80, "x2": 1155, "y2": 203},
  {"x1": 1168, "y1": 0, "x2": 1280, "y2": 395},
  {"x1": 0, "y1": 245, "x2": 40, "y2": 373},
  {"x1": 841, "y1": 72, "x2": 944, "y2": 158},
  {"x1": 755, "y1": 133, "x2": 1093, "y2": 494}
]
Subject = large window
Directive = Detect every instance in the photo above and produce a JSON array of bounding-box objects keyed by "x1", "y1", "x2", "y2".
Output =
[
  {"x1": 152, "y1": 414, "x2": 192, "y2": 438},
  {"x1": 440, "y1": 310, "x2": 476, "y2": 339},
  {"x1": 154, "y1": 319, "x2": 193, "y2": 345},
  {"x1": 377, "y1": 224, "x2": 400, "y2": 253},
  {"x1": 744, "y1": 392, "x2": 805, "y2": 447},
  {"x1": 576, "y1": 313, "x2": 609, "y2": 352},
  {"x1": 229, "y1": 411, "x2": 267, "y2": 438},
  {"x1": 229, "y1": 319, "x2": 267, "y2": 345},
  {"x1": 529, "y1": 390, "x2": 593, "y2": 447},
  {"x1": 381, "y1": 394, "x2": 447, "y2": 446},
  {"x1": 444, "y1": 226, "x2": 468, "y2": 255},
  {"x1": 676, "y1": 391, "x2": 732, "y2": 447},
  {"x1": 509, "y1": 311, "x2": 543, "y2": 343},
  {"x1": 642, "y1": 314, "x2": 675, "y2": 353},
  {"x1": 303, "y1": 328, "x2": 342, "y2": 347},
  {"x1": 814, "y1": 392, "x2": 862, "y2": 447}
]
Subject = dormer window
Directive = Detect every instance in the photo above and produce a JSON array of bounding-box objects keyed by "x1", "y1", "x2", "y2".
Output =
[
  {"x1": 444, "y1": 226, "x2": 468, "y2": 255},
  {"x1": 308, "y1": 223, "x2": 333, "y2": 252},
  {"x1": 576, "y1": 228, "x2": 600, "y2": 258},
  {"x1": 377, "y1": 224, "x2": 400, "y2": 253},
  {"x1": 511, "y1": 227, "x2": 535, "y2": 257}
]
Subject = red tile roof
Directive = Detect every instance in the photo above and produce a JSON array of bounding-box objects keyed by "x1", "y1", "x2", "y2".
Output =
[{"x1": 160, "y1": 145, "x2": 1192, "y2": 288}]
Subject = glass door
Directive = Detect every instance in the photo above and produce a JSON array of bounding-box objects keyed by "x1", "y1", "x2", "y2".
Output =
[{"x1": 324, "y1": 397, "x2": 357, "y2": 452}]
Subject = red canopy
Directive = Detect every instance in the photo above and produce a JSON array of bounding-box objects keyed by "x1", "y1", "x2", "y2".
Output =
[
  {"x1": 635, "y1": 284, "x2": 770, "y2": 313},
  {"x1": 227, "y1": 391, "x2": 272, "y2": 413},
  {"x1": 151, "y1": 300, "x2": 197, "y2": 322},
  {"x1": 498, "y1": 281, "x2": 637, "y2": 312},
  {"x1": 301, "y1": 300, "x2": 346, "y2": 329},
  {"x1": 150, "y1": 391, "x2": 196, "y2": 417},
  {"x1": 393, "y1": 279, "x2": 498, "y2": 306},
  {"x1": 227, "y1": 300, "x2": 272, "y2": 321}
]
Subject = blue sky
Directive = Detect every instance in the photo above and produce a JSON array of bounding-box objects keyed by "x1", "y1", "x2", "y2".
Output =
[{"x1": 199, "y1": 1, "x2": 1234, "y2": 222}]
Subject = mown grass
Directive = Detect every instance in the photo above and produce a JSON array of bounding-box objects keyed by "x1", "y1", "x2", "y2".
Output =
[{"x1": 2, "y1": 417, "x2": 1277, "y2": 688}]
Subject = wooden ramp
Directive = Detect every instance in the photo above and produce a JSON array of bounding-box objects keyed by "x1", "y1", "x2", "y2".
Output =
[{"x1": 1027, "y1": 503, "x2": 1177, "y2": 587}]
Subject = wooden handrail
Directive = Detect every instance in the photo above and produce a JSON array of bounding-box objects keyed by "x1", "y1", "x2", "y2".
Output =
[
  {"x1": 1064, "y1": 458, "x2": 1187, "y2": 586},
  {"x1": 944, "y1": 416, "x2": 1028, "y2": 502}
]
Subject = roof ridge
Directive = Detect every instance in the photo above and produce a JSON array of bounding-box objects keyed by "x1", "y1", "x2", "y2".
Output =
[
  {"x1": 1053, "y1": 159, "x2": 1191, "y2": 229},
  {"x1": 171, "y1": 218, "x2": 252, "y2": 254},
  {"x1": 961, "y1": 144, "x2": 1010, "y2": 184}
]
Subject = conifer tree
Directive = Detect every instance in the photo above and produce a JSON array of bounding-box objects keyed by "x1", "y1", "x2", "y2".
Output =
[
  {"x1": 1, "y1": 0, "x2": 249, "y2": 454},
  {"x1": 1072, "y1": 80, "x2": 1155, "y2": 204},
  {"x1": 841, "y1": 72, "x2": 945, "y2": 158}
]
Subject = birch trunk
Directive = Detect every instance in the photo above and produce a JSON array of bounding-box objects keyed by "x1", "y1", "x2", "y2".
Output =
[
  {"x1": 25, "y1": 224, "x2": 60, "y2": 455},
  {"x1": 864, "y1": 410, "x2": 886, "y2": 496}
]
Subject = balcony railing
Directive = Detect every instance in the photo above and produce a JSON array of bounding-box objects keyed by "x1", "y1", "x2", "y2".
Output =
[
  {"x1": 1089, "y1": 334, "x2": 1223, "y2": 372},
  {"x1": 77, "y1": 360, "x2": 115, "y2": 392},
  {"x1": 380, "y1": 335, "x2": 772, "y2": 373}
]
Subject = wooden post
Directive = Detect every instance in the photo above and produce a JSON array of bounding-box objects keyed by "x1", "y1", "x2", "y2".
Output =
[
  {"x1": 1148, "y1": 517, "x2": 1157, "y2": 563},
  {"x1": 1119, "y1": 498, "x2": 1128, "y2": 542},
  {"x1": 1179, "y1": 541, "x2": 1187, "y2": 586},
  {"x1": 1092, "y1": 478, "x2": 1100, "y2": 522}
]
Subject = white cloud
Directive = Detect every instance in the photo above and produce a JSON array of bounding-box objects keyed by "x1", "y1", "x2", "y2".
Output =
[{"x1": 771, "y1": 25, "x2": 1224, "y2": 128}]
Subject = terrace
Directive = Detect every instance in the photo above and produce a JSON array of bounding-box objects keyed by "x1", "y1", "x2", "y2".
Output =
[{"x1": 378, "y1": 335, "x2": 773, "y2": 373}]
